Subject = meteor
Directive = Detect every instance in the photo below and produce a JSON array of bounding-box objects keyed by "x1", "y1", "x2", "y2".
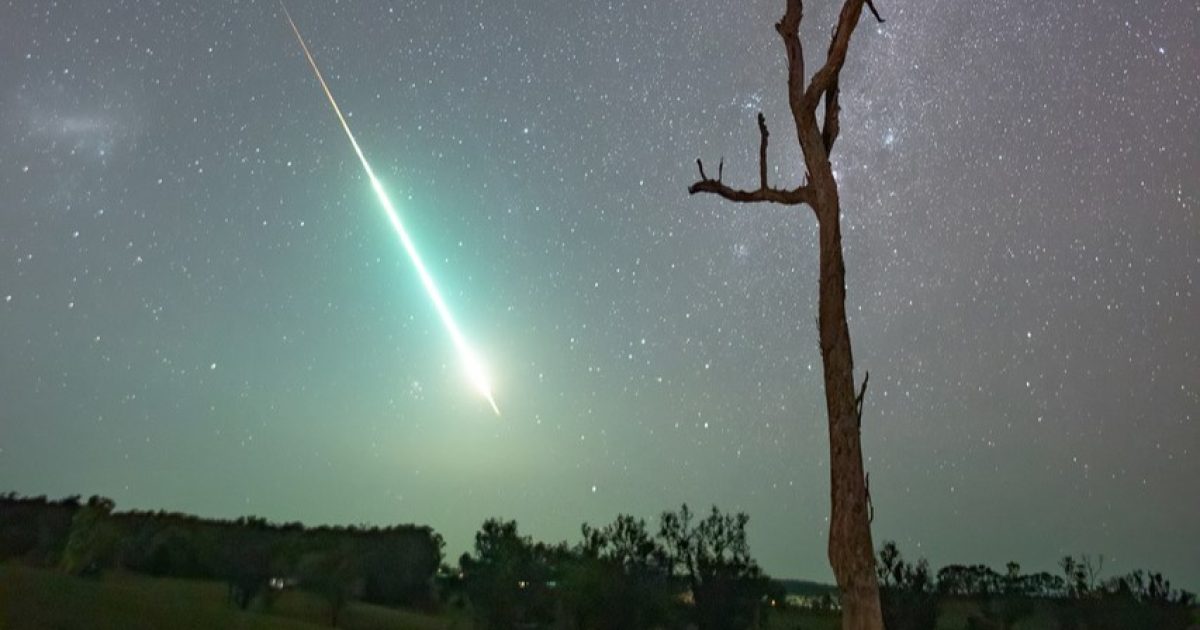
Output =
[{"x1": 280, "y1": 3, "x2": 500, "y2": 415}]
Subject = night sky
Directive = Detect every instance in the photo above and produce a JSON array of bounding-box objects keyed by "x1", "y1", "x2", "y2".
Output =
[{"x1": 2, "y1": 1, "x2": 1196, "y2": 587}]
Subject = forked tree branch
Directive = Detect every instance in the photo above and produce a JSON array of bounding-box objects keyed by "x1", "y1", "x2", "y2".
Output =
[
  {"x1": 776, "y1": 0, "x2": 810, "y2": 156},
  {"x1": 688, "y1": 176, "x2": 815, "y2": 206},
  {"x1": 688, "y1": 0, "x2": 884, "y2": 204},
  {"x1": 814, "y1": 1, "x2": 875, "y2": 99},
  {"x1": 689, "y1": 111, "x2": 815, "y2": 206},
  {"x1": 696, "y1": 0, "x2": 883, "y2": 208},
  {"x1": 818, "y1": 1, "x2": 882, "y2": 155},
  {"x1": 804, "y1": 0, "x2": 882, "y2": 115}
]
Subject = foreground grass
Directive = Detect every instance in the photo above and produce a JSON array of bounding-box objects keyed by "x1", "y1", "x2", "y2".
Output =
[
  {"x1": 0, "y1": 563, "x2": 469, "y2": 630},
  {"x1": 934, "y1": 598, "x2": 1059, "y2": 630},
  {"x1": 762, "y1": 607, "x2": 841, "y2": 630},
  {"x1": 0, "y1": 563, "x2": 839, "y2": 630},
  {"x1": 6, "y1": 563, "x2": 1191, "y2": 630}
]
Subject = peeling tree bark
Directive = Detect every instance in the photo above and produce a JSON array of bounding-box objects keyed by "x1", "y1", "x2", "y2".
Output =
[{"x1": 686, "y1": 2, "x2": 884, "y2": 628}]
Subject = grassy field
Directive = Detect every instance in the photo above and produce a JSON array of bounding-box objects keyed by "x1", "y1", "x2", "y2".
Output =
[
  {"x1": 0, "y1": 563, "x2": 470, "y2": 630},
  {"x1": 0, "y1": 562, "x2": 854, "y2": 630},
  {"x1": 3, "y1": 564, "x2": 1193, "y2": 630},
  {"x1": 0, "y1": 565, "x2": 1070, "y2": 630},
  {"x1": 762, "y1": 607, "x2": 840, "y2": 630},
  {"x1": 0, "y1": 562, "x2": 841, "y2": 630}
]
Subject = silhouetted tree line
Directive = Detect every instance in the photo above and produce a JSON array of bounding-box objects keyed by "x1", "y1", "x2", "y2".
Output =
[
  {"x1": 0, "y1": 492, "x2": 442, "y2": 623},
  {"x1": 4, "y1": 493, "x2": 1195, "y2": 629},
  {"x1": 450, "y1": 504, "x2": 774, "y2": 630},
  {"x1": 875, "y1": 540, "x2": 1196, "y2": 630}
]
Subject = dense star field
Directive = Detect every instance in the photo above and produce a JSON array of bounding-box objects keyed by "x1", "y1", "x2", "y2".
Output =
[{"x1": 1, "y1": 0, "x2": 1196, "y2": 587}]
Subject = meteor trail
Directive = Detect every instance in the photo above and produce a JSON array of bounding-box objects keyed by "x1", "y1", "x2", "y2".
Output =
[{"x1": 280, "y1": 3, "x2": 500, "y2": 415}]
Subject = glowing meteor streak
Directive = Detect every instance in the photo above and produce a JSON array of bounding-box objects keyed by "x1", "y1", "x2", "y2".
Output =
[{"x1": 281, "y1": 3, "x2": 500, "y2": 415}]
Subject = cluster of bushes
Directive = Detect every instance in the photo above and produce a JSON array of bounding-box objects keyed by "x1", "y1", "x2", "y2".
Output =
[
  {"x1": 876, "y1": 541, "x2": 1197, "y2": 630},
  {"x1": 448, "y1": 504, "x2": 775, "y2": 630},
  {"x1": 0, "y1": 493, "x2": 443, "y2": 625}
]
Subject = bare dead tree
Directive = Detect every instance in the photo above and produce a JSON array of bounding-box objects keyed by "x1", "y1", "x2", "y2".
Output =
[{"x1": 687, "y1": 1, "x2": 885, "y2": 628}]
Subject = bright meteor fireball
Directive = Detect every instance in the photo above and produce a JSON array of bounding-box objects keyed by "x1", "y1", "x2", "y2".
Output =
[{"x1": 281, "y1": 3, "x2": 500, "y2": 416}]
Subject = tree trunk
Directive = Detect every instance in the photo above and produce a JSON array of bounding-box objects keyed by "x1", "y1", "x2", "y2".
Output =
[
  {"x1": 685, "y1": 2, "x2": 887, "y2": 627},
  {"x1": 817, "y1": 191, "x2": 884, "y2": 630}
]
